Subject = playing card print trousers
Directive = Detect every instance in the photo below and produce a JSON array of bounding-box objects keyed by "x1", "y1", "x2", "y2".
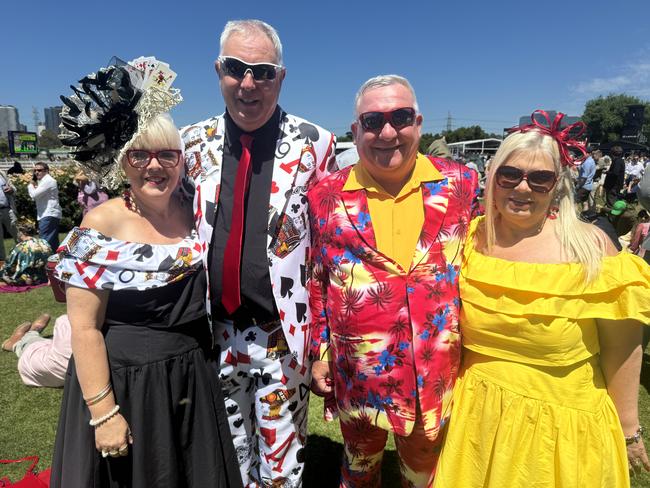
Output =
[{"x1": 215, "y1": 319, "x2": 310, "y2": 487}]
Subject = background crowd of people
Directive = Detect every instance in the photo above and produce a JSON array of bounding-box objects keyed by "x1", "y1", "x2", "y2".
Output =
[{"x1": 0, "y1": 16, "x2": 649, "y2": 488}]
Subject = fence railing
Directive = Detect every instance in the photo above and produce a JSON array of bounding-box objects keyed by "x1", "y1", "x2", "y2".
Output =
[{"x1": 0, "y1": 159, "x2": 74, "y2": 171}]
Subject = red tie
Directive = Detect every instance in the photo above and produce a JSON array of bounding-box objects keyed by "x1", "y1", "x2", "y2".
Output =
[{"x1": 222, "y1": 133, "x2": 254, "y2": 315}]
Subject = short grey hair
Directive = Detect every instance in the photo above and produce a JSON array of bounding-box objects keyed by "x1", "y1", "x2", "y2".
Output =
[
  {"x1": 219, "y1": 19, "x2": 283, "y2": 65},
  {"x1": 353, "y1": 75, "x2": 419, "y2": 118}
]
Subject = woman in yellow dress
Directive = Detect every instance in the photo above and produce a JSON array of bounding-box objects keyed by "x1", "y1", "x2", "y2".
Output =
[{"x1": 434, "y1": 111, "x2": 650, "y2": 487}]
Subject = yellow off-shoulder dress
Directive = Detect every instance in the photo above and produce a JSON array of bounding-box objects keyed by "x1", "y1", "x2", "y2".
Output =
[{"x1": 434, "y1": 217, "x2": 650, "y2": 488}]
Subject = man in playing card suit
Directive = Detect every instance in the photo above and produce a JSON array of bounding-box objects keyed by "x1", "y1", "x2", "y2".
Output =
[
  {"x1": 308, "y1": 75, "x2": 481, "y2": 486},
  {"x1": 181, "y1": 19, "x2": 337, "y2": 487}
]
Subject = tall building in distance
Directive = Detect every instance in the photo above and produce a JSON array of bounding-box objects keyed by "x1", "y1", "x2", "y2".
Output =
[
  {"x1": 44, "y1": 106, "x2": 63, "y2": 134},
  {"x1": 0, "y1": 105, "x2": 21, "y2": 138}
]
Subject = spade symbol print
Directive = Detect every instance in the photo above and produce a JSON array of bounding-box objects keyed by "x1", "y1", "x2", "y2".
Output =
[
  {"x1": 299, "y1": 265, "x2": 307, "y2": 287},
  {"x1": 281, "y1": 277, "x2": 294, "y2": 298},
  {"x1": 293, "y1": 122, "x2": 320, "y2": 142},
  {"x1": 133, "y1": 244, "x2": 153, "y2": 262},
  {"x1": 296, "y1": 303, "x2": 307, "y2": 323},
  {"x1": 157, "y1": 255, "x2": 175, "y2": 271}
]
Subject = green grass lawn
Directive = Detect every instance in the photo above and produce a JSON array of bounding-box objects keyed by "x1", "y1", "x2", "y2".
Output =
[{"x1": 0, "y1": 238, "x2": 649, "y2": 486}]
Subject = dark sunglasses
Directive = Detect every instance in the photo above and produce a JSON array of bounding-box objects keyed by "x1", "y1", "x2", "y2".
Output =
[
  {"x1": 495, "y1": 165, "x2": 557, "y2": 193},
  {"x1": 126, "y1": 149, "x2": 182, "y2": 169},
  {"x1": 358, "y1": 107, "x2": 416, "y2": 132},
  {"x1": 218, "y1": 56, "x2": 283, "y2": 81}
]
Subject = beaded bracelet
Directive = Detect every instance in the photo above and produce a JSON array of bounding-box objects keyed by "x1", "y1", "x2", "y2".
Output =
[
  {"x1": 89, "y1": 405, "x2": 120, "y2": 428},
  {"x1": 84, "y1": 382, "x2": 112, "y2": 406},
  {"x1": 625, "y1": 426, "x2": 645, "y2": 445}
]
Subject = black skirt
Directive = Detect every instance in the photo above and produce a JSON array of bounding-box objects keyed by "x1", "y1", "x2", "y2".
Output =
[{"x1": 50, "y1": 273, "x2": 242, "y2": 488}]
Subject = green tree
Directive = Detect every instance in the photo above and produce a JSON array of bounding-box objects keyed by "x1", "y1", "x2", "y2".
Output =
[
  {"x1": 443, "y1": 125, "x2": 489, "y2": 143},
  {"x1": 337, "y1": 132, "x2": 354, "y2": 142},
  {"x1": 419, "y1": 132, "x2": 437, "y2": 153},
  {"x1": 37, "y1": 130, "x2": 61, "y2": 150},
  {"x1": 582, "y1": 94, "x2": 650, "y2": 143},
  {"x1": 0, "y1": 137, "x2": 8, "y2": 157}
]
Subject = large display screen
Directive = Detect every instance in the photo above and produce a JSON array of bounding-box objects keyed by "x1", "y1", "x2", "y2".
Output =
[{"x1": 8, "y1": 131, "x2": 38, "y2": 155}]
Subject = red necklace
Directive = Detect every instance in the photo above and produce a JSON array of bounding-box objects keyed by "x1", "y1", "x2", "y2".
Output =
[{"x1": 122, "y1": 188, "x2": 138, "y2": 213}]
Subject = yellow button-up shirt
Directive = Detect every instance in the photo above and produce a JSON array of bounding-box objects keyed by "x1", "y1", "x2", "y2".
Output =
[{"x1": 343, "y1": 153, "x2": 443, "y2": 271}]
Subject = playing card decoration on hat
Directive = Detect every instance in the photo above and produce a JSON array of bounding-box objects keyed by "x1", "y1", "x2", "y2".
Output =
[{"x1": 58, "y1": 56, "x2": 182, "y2": 189}]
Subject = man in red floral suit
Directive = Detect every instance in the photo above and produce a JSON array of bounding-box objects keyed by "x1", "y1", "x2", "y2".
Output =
[{"x1": 308, "y1": 75, "x2": 480, "y2": 487}]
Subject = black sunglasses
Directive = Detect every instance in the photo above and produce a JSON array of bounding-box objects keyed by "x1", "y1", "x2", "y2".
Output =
[
  {"x1": 218, "y1": 56, "x2": 283, "y2": 81},
  {"x1": 358, "y1": 107, "x2": 416, "y2": 132},
  {"x1": 126, "y1": 149, "x2": 182, "y2": 169},
  {"x1": 495, "y1": 165, "x2": 557, "y2": 193}
]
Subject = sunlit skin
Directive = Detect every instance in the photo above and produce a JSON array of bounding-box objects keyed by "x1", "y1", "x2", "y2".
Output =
[
  {"x1": 216, "y1": 31, "x2": 285, "y2": 132},
  {"x1": 122, "y1": 149, "x2": 182, "y2": 208},
  {"x1": 352, "y1": 84, "x2": 423, "y2": 196},
  {"x1": 493, "y1": 150, "x2": 556, "y2": 232}
]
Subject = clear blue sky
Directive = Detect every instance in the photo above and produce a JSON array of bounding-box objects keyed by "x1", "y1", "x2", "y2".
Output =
[{"x1": 3, "y1": 0, "x2": 649, "y2": 137}]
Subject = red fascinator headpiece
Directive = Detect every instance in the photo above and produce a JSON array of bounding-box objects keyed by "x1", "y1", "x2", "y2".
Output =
[{"x1": 507, "y1": 110, "x2": 588, "y2": 167}]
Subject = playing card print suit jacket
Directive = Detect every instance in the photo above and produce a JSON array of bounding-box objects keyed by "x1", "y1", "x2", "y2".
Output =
[
  {"x1": 181, "y1": 110, "x2": 337, "y2": 367},
  {"x1": 308, "y1": 156, "x2": 480, "y2": 440}
]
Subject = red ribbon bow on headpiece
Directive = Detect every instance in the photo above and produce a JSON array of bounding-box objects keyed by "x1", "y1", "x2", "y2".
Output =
[{"x1": 508, "y1": 110, "x2": 588, "y2": 167}]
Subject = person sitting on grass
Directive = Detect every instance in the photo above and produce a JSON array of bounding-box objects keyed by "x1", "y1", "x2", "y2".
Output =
[
  {"x1": 0, "y1": 222, "x2": 51, "y2": 286},
  {"x1": 1, "y1": 313, "x2": 72, "y2": 388}
]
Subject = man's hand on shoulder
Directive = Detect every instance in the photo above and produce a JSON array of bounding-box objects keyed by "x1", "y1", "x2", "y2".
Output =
[{"x1": 311, "y1": 360, "x2": 334, "y2": 397}]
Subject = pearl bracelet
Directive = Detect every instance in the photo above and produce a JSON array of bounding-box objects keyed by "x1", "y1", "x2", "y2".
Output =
[{"x1": 89, "y1": 405, "x2": 120, "y2": 428}]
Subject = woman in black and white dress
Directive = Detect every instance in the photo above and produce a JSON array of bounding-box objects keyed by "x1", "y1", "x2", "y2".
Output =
[{"x1": 50, "y1": 59, "x2": 241, "y2": 488}]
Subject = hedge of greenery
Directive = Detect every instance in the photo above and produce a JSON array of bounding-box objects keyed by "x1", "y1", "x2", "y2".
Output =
[{"x1": 8, "y1": 164, "x2": 118, "y2": 232}]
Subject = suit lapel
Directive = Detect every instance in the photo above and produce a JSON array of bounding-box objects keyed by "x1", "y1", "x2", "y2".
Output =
[
  {"x1": 340, "y1": 188, "x2": 378, "y2": 252},
  {"x1": 196, "y1": 116, "x2": 226, "y2": 247},
  {"x1": 268, "y1": 113, "x2": 303, "y2": 226},
  {"x1": 267, "y1": 112, "x2": 325, "y2": 259},
  {"x1": 412, "y1": 176, "x2": 449, "y2": 269}
]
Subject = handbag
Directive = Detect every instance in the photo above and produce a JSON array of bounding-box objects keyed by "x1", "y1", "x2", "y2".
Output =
[{"x1": 0, "y1": 456, "x2": 50, "y2": 487}]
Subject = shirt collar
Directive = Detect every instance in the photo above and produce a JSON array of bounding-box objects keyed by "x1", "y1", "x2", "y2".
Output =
[
  {"x1": 224, "y1": 106, "x2": 282, "y2": 152},
  {"x1": 343, "y1": 153, "x2": 444, "y2": 196}
]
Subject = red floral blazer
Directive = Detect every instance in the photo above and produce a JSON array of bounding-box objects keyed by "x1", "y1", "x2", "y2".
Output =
[{"x1": 308, "y1": 156, "x2": 480, "y2": 440}]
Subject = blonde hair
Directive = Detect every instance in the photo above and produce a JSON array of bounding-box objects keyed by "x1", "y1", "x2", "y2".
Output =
[
  {"x1": 483, "y1": 130, "x2": 608, "y2": 283},
  {"x1": 73, "y1": 170, "x2": 89, "y2": 185},
  {"x1": 128, "y1": 113, "x2": 181, "y2": 151}
]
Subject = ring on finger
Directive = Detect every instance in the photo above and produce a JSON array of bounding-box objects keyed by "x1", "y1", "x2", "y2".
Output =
[
  {"x1": 109, "y1": 449, "x2": 120, "y2": 457},
  {"x1": 118, "y1": 445, "x2": 129, "y2": 456}
]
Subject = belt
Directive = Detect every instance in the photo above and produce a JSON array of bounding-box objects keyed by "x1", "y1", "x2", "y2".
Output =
[{"x1": 215, "y1": 303, "x2": 281, "y2": 332}]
